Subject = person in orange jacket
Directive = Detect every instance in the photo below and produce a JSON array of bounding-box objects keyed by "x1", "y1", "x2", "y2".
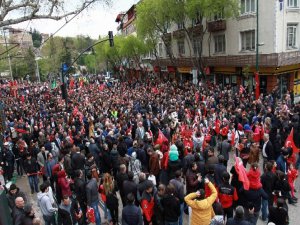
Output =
[{"x1": 141, "y1": 182, "x2": 155, "y2": 225}]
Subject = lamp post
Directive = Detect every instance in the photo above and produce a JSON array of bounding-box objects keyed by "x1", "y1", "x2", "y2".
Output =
[
  {"x1": 35, "y1": 57, "x2": 41, "y2": 82},
  {"x1": 2, "y1": 28, "x2": 13, "y2": 80},
  {"x1": 61, "y1": 31, "x2": 114, "y2": 109},
  {"x1": 254, "y1": 0, "x2": 260, "y2": 100}
]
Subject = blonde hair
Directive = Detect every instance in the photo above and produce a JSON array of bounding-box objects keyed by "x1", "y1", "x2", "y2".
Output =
[{"x1": 103, "y1": 173, "x2": 114, "y2": 195}]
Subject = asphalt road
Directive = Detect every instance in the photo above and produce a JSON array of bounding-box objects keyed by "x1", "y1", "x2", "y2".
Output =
[{"x1": 15, "y1": 152, "x2": 300, "y2": 225}]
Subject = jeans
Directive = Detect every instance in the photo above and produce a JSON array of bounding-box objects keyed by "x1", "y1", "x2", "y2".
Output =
[
  {"x1": 165, "y1": 221, "x2": 178, "y2": 225},
  {"x1": 43, "y1": 214, "x2": 57, "y2": 225},
  {"x1": 178, "y1": 203, "x2": 184, "y2": 225},
  {"x1": 28, "y1": 175, "x2": 39, "y2": 193},
  {"x1": 261, "y1": 199, "x2": 268, "y2": 221},
  {"x1": 90, "y1": 201, "x2": 101, "y2": 225}
]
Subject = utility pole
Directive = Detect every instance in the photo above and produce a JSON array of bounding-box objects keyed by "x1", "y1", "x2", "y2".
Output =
[
  {"x1": 256, "y1": 0, "x2": 259, "y2": 73},
  {"x1": 61, "y1": 31, "x2": 114, "y2": 108},
  {"x1": 2, "y1": 28, "x2": 13, "y2": 80}
]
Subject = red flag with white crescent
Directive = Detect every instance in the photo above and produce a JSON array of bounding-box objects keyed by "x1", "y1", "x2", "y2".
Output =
[
  {"x1": 215, "y1": 119, "x2": 221, "y2": 134},
  {"x1": 285, "y1": 128, "x2": 299, "y2": 153},
  {"x1": 235, "y1": 157, "x2": 250, "y2": 190}
]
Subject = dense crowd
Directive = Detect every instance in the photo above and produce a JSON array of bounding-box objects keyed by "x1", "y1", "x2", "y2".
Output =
[{"x1": 0, "y1": 76, "x2": 299, "y2": 225}]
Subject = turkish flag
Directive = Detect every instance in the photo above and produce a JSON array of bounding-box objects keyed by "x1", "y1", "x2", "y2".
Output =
[
  {"x1": 99, "y1": 83, "x2": 105, "y2": 91},
  {"x1": 154, "y1": 130, "x2": 168, "y2": 146},
  {"x1": 215, "y1": 119, "x2": 221, "y2": 134},
  {"x1": 254, "y1": 72, "x2": 260, "y2": 100},
  {"x1": 69, "y1": 78, "x2": 75, "y2": 89},
  {"x1": 239, "y1": 85, "x2": 245, "y2": 94},
  {"x1": 235, "y1": 157, "x2": 250, "y2": 190},
  {"x1": 285, "y1": 128, "x2": 299, "y2": 153}
]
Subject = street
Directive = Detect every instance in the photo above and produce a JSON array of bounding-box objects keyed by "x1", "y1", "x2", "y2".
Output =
[{"x1": 15, "y1": 151, "x2": 300, "y2": 225}]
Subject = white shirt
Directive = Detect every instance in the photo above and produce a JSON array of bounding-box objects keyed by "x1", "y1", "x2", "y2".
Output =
[{"x1": 262, "y1": 141, "x2": 269, "y2": 158}]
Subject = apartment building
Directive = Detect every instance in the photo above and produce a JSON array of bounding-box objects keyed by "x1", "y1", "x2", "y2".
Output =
[
  {"x1": 157, "y1": 0, "x2": 300, "y2": 99},
  {"x1": 116, "y1": 0, "x2": 300, "y2": 100}
]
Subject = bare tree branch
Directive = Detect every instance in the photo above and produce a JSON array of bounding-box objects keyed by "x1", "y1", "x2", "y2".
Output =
[{"x1": 0, "y1": 0, "x2": 108, "y2": 28}]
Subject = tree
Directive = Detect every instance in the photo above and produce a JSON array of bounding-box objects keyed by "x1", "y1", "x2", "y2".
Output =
[
  {"x1": 136, "y1": 0, "x2": 175, "y2": 64},
  {"x1": 31, "y1": 29, "x2": 42, "y2": 48},
  {"x1": 120, "y1": 35, "x2": 151, "y2": 75},
  {"x1": 136, "y1": 0, "x2": 239, "y2": 75},
  {"x1": 0, "y1": 0, "x2": 111, "y2": 28}
]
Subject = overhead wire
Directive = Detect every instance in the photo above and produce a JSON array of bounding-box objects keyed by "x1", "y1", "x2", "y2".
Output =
[{"x1": 0, "y1": 0, "x2": 97, "y2": 59}]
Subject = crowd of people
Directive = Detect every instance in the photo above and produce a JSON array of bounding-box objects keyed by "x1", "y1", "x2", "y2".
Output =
[{"x1": 0, "y1": 76, "x2": 299, "y2": 225}]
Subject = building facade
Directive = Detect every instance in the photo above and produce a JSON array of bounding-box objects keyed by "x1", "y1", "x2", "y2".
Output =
[{"x1": 152, "y1": 0, "x2": 300, "y2": 101}]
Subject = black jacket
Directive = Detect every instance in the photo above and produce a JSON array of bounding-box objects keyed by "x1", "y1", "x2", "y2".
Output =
[
  {"x1": 239, "y1": 187, "x2": 268, "y2": 212},
  {"x1": 116, "y1": 172, "x2": 129, "y2": 197},
  {"x1": 261, "y1": 171, "x2": 277, "y2": 204},
  {"x1": 264, "y1": 141, "x2": 275, "y2": 160},
  {"x1": 101, "y1": 150, "x2": 112, "y2": 173},
  {"x1": 23, "y1": 157, "x2": 39, "y2": 175},
  {"x1": 71, "y1": 152, "x2": 85, "y2": 170},
  {"x1": 123, "y1": 180, "x2": 137, "y2": 202},
  {"x1": 57, "y1": 203, "x2": 74, "y2": 225},
  {"x1": 12, "y1": 206, "x2": 25, "y2": 225},
  {"x1": 268, "y1": 206, "x2": 289, "y2": 225},
  {"x1": 160, "y1": 195, "x2": 181, "y2": 222},
  {"x1": 122, "y1": 204, "x2": 143, "y2": 225},
  {"x1": 74, "y1": 177, "x2": 86, "y2": 204},
  {"x1": 226, "y1": 215, "x2": 255, "y2": 225},
  {"x1": 7, "y1": 188, "x2": 27, "y2": 209},
  {"x1": 167, "y1": 159, "x2": 182, "y2": 181}
]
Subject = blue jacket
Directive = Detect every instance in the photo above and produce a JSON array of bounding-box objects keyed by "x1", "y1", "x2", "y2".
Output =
[
  {"x1": 122, "y1": 204, "x2": 143, "y2": 225},
  {"x1": 276, "y1": 155, "x2": 288, "y2": 174}
]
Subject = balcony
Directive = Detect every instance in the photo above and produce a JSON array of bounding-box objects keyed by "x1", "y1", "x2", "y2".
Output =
[
  {"x1": 172, "y1": 29, "x2": 185, "y2": 39},
  {"x1": 162, "y1": 32, "x2": 172, "y2": 43},
  {"x1": 207, "y1": 20, "x2": 226, "y2": 32},
  {"x1": 187, "y1": 24, "x2": 203, "y2": 37}
]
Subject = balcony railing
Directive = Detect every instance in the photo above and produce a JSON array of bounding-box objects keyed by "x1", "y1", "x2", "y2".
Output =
[
  {"x1": 172, "y1": 29, "x2": 185, "y2": 39},
  {"x1": 207, "y1": 20, "x2": 226, "y2": 32},
  {"x1": 187, "y1": 24, "x2": 203, "y2": 37},
  {"x1": 162, "y1": 32, "x2": 172, "y2": 43}
]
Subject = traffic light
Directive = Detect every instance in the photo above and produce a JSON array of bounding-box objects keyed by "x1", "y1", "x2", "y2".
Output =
[{"x1": 108, "y1": 31, "x2": 114, "y2": 47}]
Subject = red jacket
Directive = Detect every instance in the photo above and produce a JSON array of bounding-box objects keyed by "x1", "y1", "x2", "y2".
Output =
[
  {"x1": 57, "y1": 170, "x2": 72, "y2": 197},
  {"x1": 218, "y1": 183, "x2": 238, "y2": 208},
  {"x1": 141, "y1": 192, "x2": 154, "y2": 222}
]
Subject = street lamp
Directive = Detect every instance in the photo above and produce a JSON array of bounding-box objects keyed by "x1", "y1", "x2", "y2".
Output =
[
  {"x1": 1, "y1": 27, "x2": 13, "y2": 80},
  {"x1": 35, "y1": 57, "x2": 41, "y2": 82}
]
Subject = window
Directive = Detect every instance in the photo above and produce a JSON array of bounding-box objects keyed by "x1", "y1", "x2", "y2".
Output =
[
  {"x1": 241, "y1": 30, "x2": 255, "y2": 51},
  {"x1": 212, "y1": 12, "x2": 224, "y2": 21},
  {"x1": 177, "y1": 40, "x2": 185, "y2": 55},
  {"x1": 287, "y1": 24, "x2": 297, "y2": 49},
  {"x1": 241, "y1": 0, "x2": 256, "y2": 14},
  {"x1": 214, "y1": 34, "x2": 226, "y2": 53},
  {"x1": 288, "y1": 0, "x2": 299, "y2": 8},
  {"x1": 193, "y1": 39, "x2": 201, "y2": 55},
  {"x1": 158, "y1": 43, "x2": 163, "y2": 57},
  {"x1": 177, "y1": 21, "x2": 185, "y2": 30}
]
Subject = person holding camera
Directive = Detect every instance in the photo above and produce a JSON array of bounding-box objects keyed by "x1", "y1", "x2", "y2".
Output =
[{"x1": 184, "y1": 177, "x2": 217, "y2": 225}]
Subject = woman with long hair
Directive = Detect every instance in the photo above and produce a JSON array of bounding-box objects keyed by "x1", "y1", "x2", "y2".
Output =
[{"x1": 99, "y1": 173, "x2": 119, "y2": 225}]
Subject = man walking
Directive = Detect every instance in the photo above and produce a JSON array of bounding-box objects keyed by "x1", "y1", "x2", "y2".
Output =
[
  {"x1": 23, "y1": 153, "x2": 39, "y2": 194},
  {"x1": 37, "y1": 183, "x2": 58, "y2": 225},
  {"x1": 86, "y1": 171, "x2": 101, "y2": 225}
]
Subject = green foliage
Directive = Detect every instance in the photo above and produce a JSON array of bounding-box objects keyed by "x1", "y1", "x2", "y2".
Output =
[{"x1": 31, "y1": 29, "x2": 43, "y2": 48}]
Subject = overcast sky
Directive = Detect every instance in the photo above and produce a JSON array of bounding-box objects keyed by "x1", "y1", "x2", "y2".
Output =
[{"x1": 12, "y1": 0, "x2": 139, "y2": 39}]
